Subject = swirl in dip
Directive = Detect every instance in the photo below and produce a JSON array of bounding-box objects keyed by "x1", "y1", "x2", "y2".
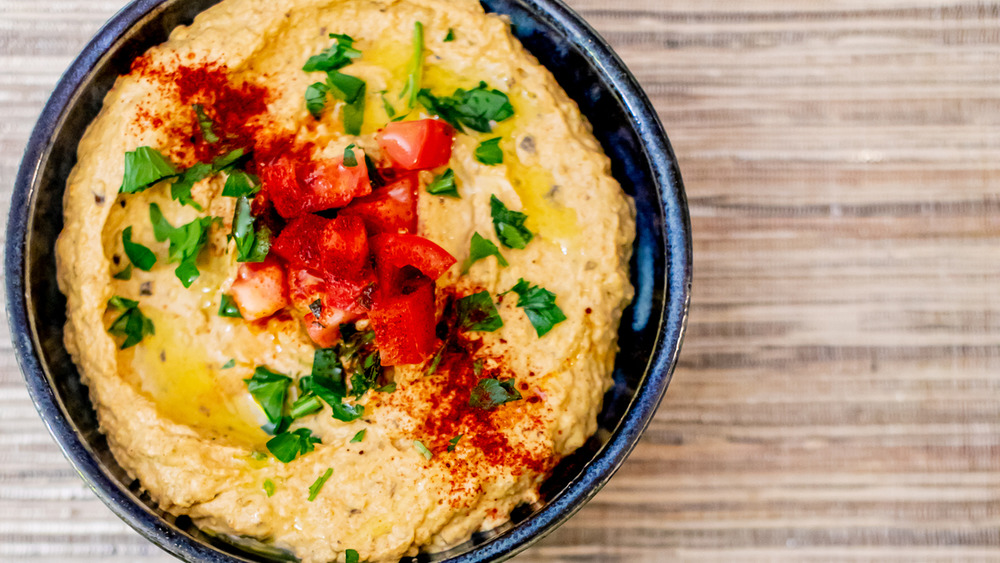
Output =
[{"x1": 55, "y1": 0, "x2": 635, "y2": 561}]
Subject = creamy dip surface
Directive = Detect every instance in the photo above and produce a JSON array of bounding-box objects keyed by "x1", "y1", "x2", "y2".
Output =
[{"x1": 55, "y1": 0, "x2": 635, "y2": 561}]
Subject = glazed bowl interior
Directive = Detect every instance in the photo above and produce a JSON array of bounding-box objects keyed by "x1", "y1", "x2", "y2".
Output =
[{"x1": 6, "y1": 0, "x2": 691, "y2": 561}]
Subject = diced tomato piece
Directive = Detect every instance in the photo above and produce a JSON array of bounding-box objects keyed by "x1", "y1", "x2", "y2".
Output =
[
  {"x1": 229, "y1": 256, "x2": 289, "y2": 321},
  {"x1": 377, "y1": 119, "x2": 454, "y2": 171},
  {"x1": 259, "y1": 152, "x2": 371, "y2": 218},
  {"x1": 370, "y1": 233, "x2": 456, "y2": 282},
  {"x1": 273, "y1": 215, "x2": 372, "y2": 284},
  {"x1": 368, "y1": 274, "x2": 437, "y2": 365},
  {"x1": 287, "y1": 268, "x2": 367, "y2": 316},
  {"x1": 338, "y1": 175, "x2": 418, "y2": 234},
  {"x1": 303, "y1": 310, "x2": 360, "y2": 348}
]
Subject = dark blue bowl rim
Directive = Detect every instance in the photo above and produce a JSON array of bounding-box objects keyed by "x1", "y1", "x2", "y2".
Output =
[{"x1": 4, "y1": 0, "x2": 692, "y2": 561}]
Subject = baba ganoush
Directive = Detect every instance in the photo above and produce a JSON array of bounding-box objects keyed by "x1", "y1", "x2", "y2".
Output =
[{"x1": 55, "y1": 0, "x2": 635, "y2": 561}]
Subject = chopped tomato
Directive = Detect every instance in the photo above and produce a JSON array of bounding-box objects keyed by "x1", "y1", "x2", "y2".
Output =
[
  {"x1": 303, "y1": 310, "x2": 360, "y2": 348},
  {"x1": 272, "y1": 215, "x2": 372, "y2": 284},
  {"x1": 377, "y1": 119, "x2": 454, "y2": 171},
  {"x1": 369, "y1": 233, "x2": 456, "y2": 282},
  {"x1": 368, "y1": 273, "x2": 437, "y2": 365},
  {"x1": 287, "y1": 268, "x2": 367, "y2": 316},
  {"x1": 229, "y1": 256, "x2": 290, "y2": 321},
  {"x1": 338, "y1": 175, "x2": 418, "y2": 234},
  {"x1": 259, "y1": 152, "x2": 371, "y2": 218}
]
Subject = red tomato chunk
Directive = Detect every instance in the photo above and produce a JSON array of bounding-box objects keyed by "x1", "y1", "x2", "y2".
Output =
[{"x1": 376, "y1": 119, "x2": 454, "y2": 171}]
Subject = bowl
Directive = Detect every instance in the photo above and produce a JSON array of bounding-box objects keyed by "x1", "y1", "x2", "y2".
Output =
[{"x1": 5, "y1": 0, "x2": 692, "y2": 560}]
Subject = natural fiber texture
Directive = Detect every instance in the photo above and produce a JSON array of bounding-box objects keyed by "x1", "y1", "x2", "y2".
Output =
[{"x1": 2, "y1": 0, "x2": 1000, "y2": 560}]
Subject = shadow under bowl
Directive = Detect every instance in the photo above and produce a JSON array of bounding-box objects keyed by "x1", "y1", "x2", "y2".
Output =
[{"x1": 5, "y1": 0, "x2": 692, "y2": 561}]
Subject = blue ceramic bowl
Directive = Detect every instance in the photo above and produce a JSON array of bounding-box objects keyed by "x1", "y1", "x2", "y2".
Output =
[{"x1": 5, "y1": 0, "x2": 691, "y2": 560}]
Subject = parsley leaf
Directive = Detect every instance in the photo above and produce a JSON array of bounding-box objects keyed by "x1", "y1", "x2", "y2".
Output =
[
  {"x1": 231, "y1": 196, "x2": 271, "y2": 263},
  {"x1": 381, "y1": 91, "x2": 397, "y2": 119},
  {"x1": 345, "y1": 549, "x2": 360, "y2": 563},
  {"x1": 192, "y1": 104, "x2": 219, "y2": 144},
  {"x1": 212, "y1": 148, "x2": 250, "y2": 172},
  {"x1": 245, "y1": 367, "x2": 292, "y2": 424},
  {"x1": 413, "y1": 439, "x2": 432, "y2": 460},
  {"x1": 474, "y1": 137, "x2": 503, "y2": 165},
  {"x1": 301, "y1": 349, "x2": 365, "y2": 422},
  {"x1": 222, "y1": 170, "x2": 260, "y2": 198},
  {"x1": 327, "y1": 73, "x2": 366, "y2": 136},
  {"x1": 218, "y1": 294, "x2": 242, "y2": 318},
  {"x1": 343, "y1": 144, "x2": 358, "y2": 167},
  {"x1": 266, "y1": 428, "x2": 321, "y2": 463},
  {"x1": 122, "y1": 226, "x2": 156, "y2": 271},
  {"x1": 455, "y1": 291, "x2": 503, "y2": 332},
  {"x1": 263, "y1": 478, "x2": 275, "y2": 497},
  {"x1": 444, "y1": 28, "x2": 455, "y2": 42},
  {"x1": 400, "y1": 21, "x2": 424, "y2": 110},
  {"x1": 461, "y1": 232, "x2": 507, "y2": 273},
  {"x1": 505, "y1": 278, "x2": 567, "y2": 336},
  {"x1": 148, "y1": 203, "x2": 216, "y2": 287},
  {"x1": 469, "y1": 378, "x2": 522, "y2": 409},
  {"x1": 120, "y1": 146, "x2": 178, "y2": 194},
  {"x1": 303, "y1": 33, "x2": 361, "y2": 72},
  {"x1": 221, "y1": 359, "x2": 236, "y2": 369},
  {"x1": 113, "y1": 264, "x2": 133, "y2": 280},
  {"x1": 107, "y1": 296, "x2": 155, "y2": 349},
  {"x1": 426, "y1": 168, "x2": 459, "y2": 198},
  {"x1": 308, "y1": 468, "x2": 333, "y2": 501},
  {"x1": 447, "y1": 434, "x2": 462, "y2": 452},
  {"x1": 490, "y1": 195, "x2": 533, "y2": 249},
  {"x1": 417, "y1": 82, "x2": 514, "y2": 133},
  {"x1": 350, "y1": 429, "x2": 366, "y2": 443},
  {"x1": 305, "y1": 82, "x2": 329, "y2": 119},
  {"x1": 377, "y1": 382, "x2": 397, "y2": 393},
  {"x1": 169, "y1": 162, "x2": 210, "y2": 210}
]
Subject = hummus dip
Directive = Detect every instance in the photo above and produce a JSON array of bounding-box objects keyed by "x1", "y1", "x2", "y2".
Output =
[{"x1": 55, "y1": 0, "x2": 635, "y2": 561}]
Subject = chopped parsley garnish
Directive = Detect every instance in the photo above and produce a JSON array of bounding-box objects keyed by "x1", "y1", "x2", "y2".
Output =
[
  {"x1": 231, "y1": 196, "x2": 272, "y2": 263},
  {"x1": 424, "y1": 343, "x2": 445, "y2": 376},
  {"x1": 112, "y1": 264, "x2": 133, "y2": 280},
  {"x1": 461, "y1": 232, "x2": 507, "y2": 273},
  {"x1": 221, "y1": 359, "x2": 236, "y2": 369},
  {"x1": 212, "y1": 148, "x2": 251, "y2": 173},
  {"x1": 329, "y1": 73, "x2": 366, "y2": 135},
  {"x1": 170, "y1": 162, "x2": 210, "y2": 210},
  {"x1": 107, "y1": 296, "x2": 155, "y2": 349},
  {"x1": 244, "y1": 366, "x2": 292, "y2": 424},
  {"x1": 413, "y1": 440, "x2": 433, "y2": 460},
  {"x1": 447, "y1": 434, "x2": 462, "y2": 452},
  {"x1": 343, "y1": 144, "x2": 358, "y2": 167},
  {"x1": 303, "y1": 33, "x2": 361, "y2": 72},
  {"x1": 345, "y1": 549, "x2": 360, "y2": 563},
  {"x1": 263, "y1": 478, "x2": 276, "y2": 497},
  {"x1": 426, "y1": 168, "x2": 459, "y2": 198},
  {"x1": 377, "y1": 382, "x2": 396, "y2": 393},
  {"x1": 490, "y1": 195, "x2": 533, "y2": 249},
  {"x1": 120, "y1": 146, "x2": 178, "y2": 194},
  {"x1": 444, "y1": 28, "x2": 455, "y2": 42},
  {"x1": 192, "y1": 104, "x2": 219, "y2": 144},
  {"x1": 381, "y1": 91, "x2": 397, "y2": 119},
  {"x1": 148, "y1": 203, "x2": 217, "y2": 287},
  {"x1": 305, "y1": 82, "x2": 330, "y2": 119},
  {"x1": 469, "y1": 378, "x2": 522, "y2": 409},
  {"x1": 308, "y1": 468, "x2": 334, "y2": 501},
  {"x1": 455, "y1": 291, "x2": 503, "y2": 332},
  {"x1": 400, "y1": 21, "x2": 424, "y2": 110},
  {"x1": 505, "y1": 278, "x2": 567, "y2": 336},
  {"x1": 349, "y1": 350, "x2": 381, "y2": 398},
  {"x1": 290, "y1": 394, "x2": 323, "y2": 419},
  {"x1": 266, "y1": 428, "x2": 321, "y2": 463},
  {"x1": 473, "y1": 358, "x2": 484, "y2": 376},
  {"x1": 300, "y1": 348, "x2": 365, "y2": 423},
  {"x1": 218, "y1": 294, "x2": 242, "y2": 318},
  {"x1": 474, "y1": 137, "x2": 504, "y2": 165},
  {"x1": 351, "y1": 429, "x2": 366, "y2": 443},
  {"x1": 222, "y1": 169, "x2": 260, "y2": 198},
  {"x1": 417, "y1": 82, "x2": 514, "y2": 133},
  {"x1": 122, "y1": 226, "x2": 156, "y2": 271}
]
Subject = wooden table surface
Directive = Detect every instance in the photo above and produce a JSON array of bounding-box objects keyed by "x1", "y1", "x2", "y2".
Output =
[{"x1": 3, "y1": 0, "x2": 1000, "y2": 561}]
